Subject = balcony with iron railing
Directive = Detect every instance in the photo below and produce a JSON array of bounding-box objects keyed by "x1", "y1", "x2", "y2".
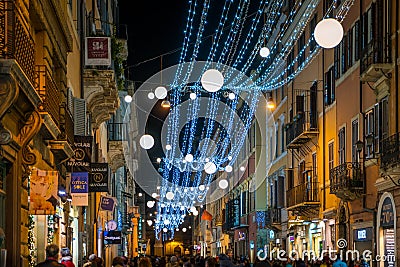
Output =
[
  {"x1": 360, "y1": 37, "x2": 392, "y2": 83},
  {"x1": 330, "y1": 162, "x2": 364, "y2": 201},
  {"x1": 0, "y1": 1, "x2": 35, "y2": 85},
  {"x1": 286, "y1": 181, "x2": 320, "y2": 211},
  {"x1": 270, "y1": 207, "x2": 282, "y2": 224},
  {"x1": 380, "y1": 133, "x2": 400, "y2": 172},
  {"x1": 286, "y1": 89, "x2": 318, "y2": 149}
]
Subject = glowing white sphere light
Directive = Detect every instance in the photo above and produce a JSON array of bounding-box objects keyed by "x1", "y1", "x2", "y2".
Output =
[
  {"x1": 314, "y1": 18, "x2": 343, "y2": 49},
  {"x1": 148, "y1": 92, "x2": 155, "y2": 99},
  {"x1": 260, "y1": 47, "x2": 270, "y2": 58},
  {"x1": 165, "y1": 144, "x2": 172, "y2": 150},
  {"x1": 151, "y1": 193, "x2": 158, "y2": 198},
  {"x1": 164, "y1": 219, "x2": 170, "y2": 225},
  {"x1": 147, "y1": 220, "x2": 153, "y2": 226},
  {"x1": 124, "y1": 95, "x2": 132, "y2": 103},
  {"x1": 199, "y1": 185, "x2": 205, "y2": 191},
  {"x1": 166, "y1": 191, "x2": 174, "y2": 200},
  {"x1": 225, "y1": 165, "x2": 233, "y2": 173},
  {"x1": 190, "y1": 92, "x2": 197, "y2": 99},
  {"x1": 139, "y1": 134, "x2": 154, "y2": 149},
  {"x1": 185, "y1": 154, "x2": 194, "y2": 162},
  {"x1": 219, "y1": 179, "x2": 229, "y2": 189},
  {"x1": 190, "y1": 206, "x2": 197, "y2": 213},
  {"x1": 228, "y1": 92, "x2": 236, "y2": 100},
  {"x1": 204, "y1": 162, "x2": 217, "y2": 174},
  {"x1": 147, "y1": 201, "x2": 155, "y2": 208},
  {"x1": 154, "y1": 86, "x2": 168, "y2": 99},
  {"x1": 193, "y1": 210, "x2": 199, "y2": 216},
  {"x1": 182, "y1": 228, "x2": 187, "y2": 232},
  {"x1": 240, "y1": 166, "x2": 246, "y2": 171},
  {"x1": 201, "y1": 69, "x2": 224, "y2": 92},
  {"x1": 163, "y1": 228, "x2": 168, "y2": 233}
]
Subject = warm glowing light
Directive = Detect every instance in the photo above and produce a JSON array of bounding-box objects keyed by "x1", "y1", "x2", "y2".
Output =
[
  {"x1": 124, "y1": 95, "x2": 132, "y2": 103},
  {"x1": 155, "y1": 86, "x2": 168, "y2": 99},
  {"x1": 204, "y1": 162, "x2": 217, "y2": 174},
  {"x1": 219, "y1": 179, "x2": 229, "y2": 189}
]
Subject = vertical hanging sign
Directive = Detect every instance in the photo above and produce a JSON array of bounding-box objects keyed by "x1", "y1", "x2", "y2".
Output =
[
  {"x1": 89, "y1": 163, "x2": 110, "y2": 192},
  {"x1": 70, "y1": 172, "x2": 89, "y2": 206}
]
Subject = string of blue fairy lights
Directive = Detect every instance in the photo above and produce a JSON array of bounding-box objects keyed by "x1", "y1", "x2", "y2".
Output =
[{"x1": 153, "y1": 0, "x2": 355, "y2": 238}]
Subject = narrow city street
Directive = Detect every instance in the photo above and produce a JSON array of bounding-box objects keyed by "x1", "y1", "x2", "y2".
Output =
[{"x1": 0, "y1": 0, "x2": 398, "y2": 267}]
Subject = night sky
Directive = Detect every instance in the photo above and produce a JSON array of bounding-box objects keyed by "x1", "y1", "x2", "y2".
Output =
[{"x1": 118, "y1": 1, "x2": 188, "y2": 85}]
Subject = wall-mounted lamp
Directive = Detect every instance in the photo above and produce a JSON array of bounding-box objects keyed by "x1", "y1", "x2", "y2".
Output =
[
  {"x1": 161, "y1": 99, "x2": 171, "y2": 108},
  {"x1": 266, "y1": 93, "x2": 275, "y2": 109}
]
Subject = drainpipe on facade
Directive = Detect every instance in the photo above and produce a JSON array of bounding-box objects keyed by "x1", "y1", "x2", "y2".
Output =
[{"x1": 322, "y1": 49, "x2": 326, "y2": 212}]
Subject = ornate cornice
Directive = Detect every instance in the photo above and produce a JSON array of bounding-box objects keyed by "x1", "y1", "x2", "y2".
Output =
[
  {"x1": 83, "y1": 69, "x2": 120, "y2": 129},
  {"x1": 0, "y1": 59, "x2": 41, "y2": 108},
  {"x1": 107, "y1": 140, "x2": 126, "y2": 173}
]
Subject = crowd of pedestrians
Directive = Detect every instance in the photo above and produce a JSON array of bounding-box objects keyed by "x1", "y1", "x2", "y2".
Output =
[{"x1": 34, "y1": 244, "x2": 370, "y2": 267}]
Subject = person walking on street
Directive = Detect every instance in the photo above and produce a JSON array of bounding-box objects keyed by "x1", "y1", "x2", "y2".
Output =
[
  {"x1": 60, "y1": 247, "x2": 75, "y2": 267},
  {"x1": 35, "y1": 244, "x2": 64, "y2": 267}
]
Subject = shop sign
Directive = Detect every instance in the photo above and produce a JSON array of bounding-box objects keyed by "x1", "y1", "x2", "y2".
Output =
[
  {"x1": 233, "y1": 197, "x2": 240, "y2": 227},
  {"x1": 85, "y1": 37, "x2": 111, "y2": 66},
  {"x1": 289, "y1": 235, "x2": 295, "y2": 242},
  {"x1": 89, "y1": 163, "x2": 109, "y2": 192},
  {"x1": 67, "y1": 136, "x2": 92, "y2": 172},
  {"x1": 380, "y1": 197, "x2": 394, "y2": 228},
  {"x1": 238, "y1": 231, "x2": 246, "y2": 240},
  {"x1": 29, "y1": 169, "x2": 58, "y2": 215},
  {"x1": 103, "y1": 231, "x2": 122, "y2": 245},
  {"x1": 384, "y1": 228, "x2": 395, "y2": 267},
  {"x1": 99, "y1": 195, "x2": 116, "y2": 212},
  {"x1": 353, "y1": 228, "x2": 372, "y2": 241}
]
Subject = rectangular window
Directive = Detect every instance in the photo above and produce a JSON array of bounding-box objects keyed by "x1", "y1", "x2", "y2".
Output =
[
  {"x1": 375, "y1": 97, "x2": 389, "y2": 153},
  {"x1": 298, "y1": 161, "x2": 305, "y2": 184},
  {"x1": 312, "y1": 153, "x2": 317, "y2": 182},
  {"x1": 287, "y1": 50, "x2": 294, "y2": 76},
  {"x1": 352, "y1": 119, "x2": 359, "y2": 162},
  {"x1": 365, "y1": 110, "x2": 374, "y2": 157},
  {"x1": 347, "y1": 29, "x2": 353, "y2": 67},
  {"x1": 287, "y1": 168, "x2": 294, "y2": 189},
  {"x1": 338, "y1": 127, "x2": 346, "y2": 164},
  {"x1": 310, "y1": 14, "x2": 317, "y2": 52},
  {"x1": 341, "y1": 35, "x2": 347, "y2": 74},
  {"x1": 329, "y1": 142, "x2": 334, "y2": 171},
  {"x1": 334, "y1": 45, "x2": 341, "y2": 79},
  {"x1": 324, "y1": 67, "x2": 335, "y2": 105},
  {"x1": 298, "y1": 32, "x2": 306, "y2": 66},
  {"x1": 353, "y1": 21, "x2": 360, "y2": 61}
]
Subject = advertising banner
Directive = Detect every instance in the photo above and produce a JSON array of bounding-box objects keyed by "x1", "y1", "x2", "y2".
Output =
[
  {"x1": 67, "y1": 136, "x2": 92, "y2": 173},
  {"x1": 99, "y1": 195, "x2": 116, "y2": 212},
  {"x1": 85, "y1": 37, "x2": 111, "y2": 66},
  {"x1": 104, "y1": 231, "x2": 122, "y2": 245},
  {"x1": 89, "y1": 163, "x2": 109, "y2": 192},
  {"x1": 70, "y1": 172, "x2": 89, "y2": 206},
  {"x1": 29, "y1": 169, "x2": 58, "y2": 215}
]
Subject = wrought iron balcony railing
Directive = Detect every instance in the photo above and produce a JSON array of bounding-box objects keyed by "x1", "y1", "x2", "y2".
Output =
[
  {"x1": 360, "y1": 37, "x2": 392, "y2": 82},
  {"x1": 0, "y1": 1, "x2": 35, "y2": 84},
  {"x1": 35, "y1": 65, "x2": 60, "y2": 125},
  {"x1": 286, "y1": 182, "x2": 319, "y2": 209},
  {"x1": 380, "y1": 133, "x2": 400, "y2": 171},
  {"x1": 270, "y1": 207, "x2": 281, "y2": 224},
  {"x1": 330, "y1": 162, "x2": 364, "y2": 201}
]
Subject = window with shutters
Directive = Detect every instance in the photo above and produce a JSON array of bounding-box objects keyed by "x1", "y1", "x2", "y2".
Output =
[
  {"x1": 281, "y1": 122, "x2": 285, "y2": 154},
  {"x1": 241, "y1": 191, "x2": 248, "y2": 215},
  {"x1": 324, "y1": 67, "x2": 335, "y2": 105},
  {"x1": 309, "y1": 14, "x2": 317, "y2": 53},
  {"x1": 277, "y1": 176, "x2": 285, "y2": 208},
  {"x1": 353, "y1": 21, "x2": 360, "y2": 62},
  {"x1": 341, "y1": 35, "x2": 347, "y2": 74},
  {"x1": 275, "y1": 125, "x2": 279, "y2": 158},
  {"x1": 67, "y1": 88, "x2": 74, "y2": 114},
  {"x1": 329, "y1": 141, "x2": 334, "y2": 172},
  {"x1": 298, "y1": 161, "x2": 305, "y2": 184},
  {"x1": 347, "y1": 29, "x2": 353, "y2": 68},
  {"x1": 298, "y1": 32, "x2": 305, "y2": 66},
  {"x1": 312, "y1": 153, "x2": 317, "y2": 182},
  {"x1": 365, "y1": 109, "x2": 374, "y2": 158},
  {"x1": 73, "y1": 97, "x2": 87, "y2": 136},
  {"x1": 287, "y1": 168, "x2": 294, "y2": 189},
  {"x1": 287, "y1": 50, "x2": 294, "y2": 77},
  {"x1": 352, "y1": 119, "x2": 359, "y2": 162},
  {"x1": 338, "y1": 127, "x2": 346, "y2": 165},
  {"x1": 374, "y1": 97, "x2": 389, "y2": 154},
  {"x1": 334, "y1": 44, "x2": 341, "y2": 79}
]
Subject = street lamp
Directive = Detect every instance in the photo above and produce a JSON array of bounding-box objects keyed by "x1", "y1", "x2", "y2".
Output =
[{"x1": 266, "y1": 93, "x2": 275, "y2": 109}]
